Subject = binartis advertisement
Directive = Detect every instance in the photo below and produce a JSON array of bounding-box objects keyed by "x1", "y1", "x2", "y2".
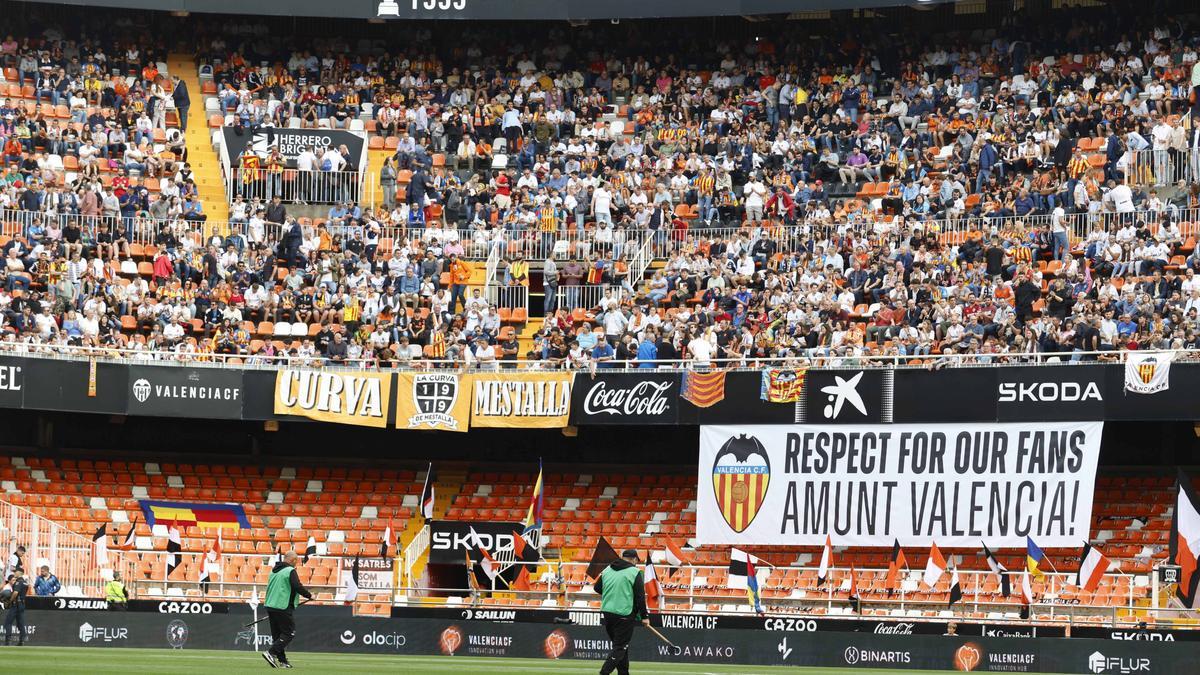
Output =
[
  {"x1": 273, "y1": 369, "x2": 392, "y2": 428},
  {"x1": 696, "y1": 422, "x2": 1102, "y2": 548}
]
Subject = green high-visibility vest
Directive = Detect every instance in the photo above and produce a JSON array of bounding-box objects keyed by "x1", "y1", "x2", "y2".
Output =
[
  {"x1": 599, "y1": 565, "x2": 640, "y2": 616},
  {"x1": 265, "y1": 566, "x2": 297, "y2": 610},
  {"x1": 104, "y1": 580, "x2": 127, "y2": 603}
]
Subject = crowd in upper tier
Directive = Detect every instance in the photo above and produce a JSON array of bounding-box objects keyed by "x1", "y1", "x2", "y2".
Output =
[{"x1": 1, "y1": 7, "x2": 1200, "y2": 367}]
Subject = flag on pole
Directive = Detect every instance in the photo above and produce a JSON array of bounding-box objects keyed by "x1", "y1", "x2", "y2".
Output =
[
  {"x1": 522, "y1": 460, "x2": 544, "y2": 535},
  {"x1": 469, "y1": 527, "x2": 500, "y2": 582},
  {"x1": 1026, "y1": 536, "x2": 1047, "y2": 578},
  {"x1": 817, "y1": 535, "x2": 833, "y2": 586},
  {"x1": 420, "y1": 463, "x2": 436, "y2": 520},
  {"x1": 344, "y1": 556, "x2": 360, "y2": 604},
  {"x1": 1020, "y1": 570, "x2": 1035, "y2": 606},
  {"x1": 885, "y1": 539, "x2": 907, "y2": 595},
  {"x1": 728, "y1": 549, "x2": 764, "y2": 614},
  {"x1": 644, "y1": 562, "x2": 662, "y2": 611},
  {"x1": 948, "y1": 565, "x2": 963, "y2": 607},
  {"x1": 1171, "y1": 469, "x2": 1200, "y2": 609},
  {"x1": 304, "y1": 536, "x2": 317, "y2": 563},
  {"x1": 585, "y1": 537, "x2": 621, "y2": 580},
  {"x1": 118, "y1": 518, "x2": 138, "y2": 551},
  {"x1": 199, "y1": 531, "x2": 222, "y2": 593},
  {"x1": 1075, "y1": 542, "x2": 1111, "y2": 593},
  {"x1": 381, "y1": 522, "x2": 394, "y2": 558},
  {"x1": 165, "y1": 526, "x2": 182, "y2": 577},
  {"x1": 983, "y1": 542, "x2": 1011, "y2": 597},
  {"x1": 922, "y1": 541, "x2": 947, "y2": 589},
  {"x1": 507, "y1": 530, "x2": 539, "y2": 591},
  {"x1": 91, "y1": 524, "x2": 109, "y2": 568},
  {"x1": 663, "y1": 537, "x2": 692, "y2": 568},
  {"x1": 848, "y1": 565, "x2": 861, "y2": 614}
]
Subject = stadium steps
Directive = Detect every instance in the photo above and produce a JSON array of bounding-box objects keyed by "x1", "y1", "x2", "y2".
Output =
[
  {"x1": 400, "y1": 469, "x2": 467, "y2": 589},
  {"x1": 168, "y1": 53, "x2": 229, "y2": 225}
]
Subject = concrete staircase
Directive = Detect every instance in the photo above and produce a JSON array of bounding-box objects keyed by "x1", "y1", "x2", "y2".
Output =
[
  {"x1": 398, "y1": 468, "x2": 466, "y2": 590},
  {"x1": 166, "y1": 53, "x2": 229, "y2": 225}
]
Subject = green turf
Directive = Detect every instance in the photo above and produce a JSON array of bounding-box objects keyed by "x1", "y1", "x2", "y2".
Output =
[{"x1": 0, "y1": 646, "x2": 998, "y2": 674}]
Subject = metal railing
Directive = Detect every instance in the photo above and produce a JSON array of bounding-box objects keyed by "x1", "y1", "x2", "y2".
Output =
[
  {"x1": 554, "y1": 284, "x2": 627, "y2": 313},
  {"x1": 0, "y1": 498, "x2": 134, "y2": 598},
  {"x1": 401, "y1": 523, "x2": 430, "y2": 598},
  {"x1": 1124, "y1": 147, "x2": 1200, "y2": 188},
  {"x1": 3, "y1": 206, "x2": 1199, "y2": 264},
  {"x1": 223, "y1": 167, "x2": 364, "y2": 206},
  {"x1": 1, "y1": 340, "x2": 1193, "y2": 373}
]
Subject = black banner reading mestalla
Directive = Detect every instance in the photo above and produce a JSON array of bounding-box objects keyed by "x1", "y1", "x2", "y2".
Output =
[
  {"x1": 220, "y1": 127, "x2": 365, "y2": 170},
  {"x1": 428, "y1": 520, "x2": 524, "y2": 563},
  {"x1": 569, "y1": 372, "x2": 680, "y2": 425},
  {"x1": 20, "y1": 358, "x2": 128, "y2": 415},
  {"x1": 125, "y1": 365, "x2": 244, "y2": 419},
  {"x1": 796, "y1": 369, "x2": 892, "y2": 424}
]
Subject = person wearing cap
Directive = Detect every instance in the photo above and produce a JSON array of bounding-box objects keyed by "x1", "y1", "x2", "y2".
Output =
[{"x1": 593, "y1": 549, "x2": 648, "y2": 675}]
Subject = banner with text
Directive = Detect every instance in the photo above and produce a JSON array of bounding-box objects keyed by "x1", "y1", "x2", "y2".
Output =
[
  {"x1": 697, "y1": 422, "x2": 1102, "y2": 548},
  {"x1": 274, "y1": 370, "x2": 392, "y2": 428},
  {"x1": 470, "y1": 372, "x2": 572, "y2": 428},
  {"x1": 339, "y1": 556, "x2": 393, "y2": 592},
  {"x1": 395, "y1": 373, "x2": 473, "y2": 432}
]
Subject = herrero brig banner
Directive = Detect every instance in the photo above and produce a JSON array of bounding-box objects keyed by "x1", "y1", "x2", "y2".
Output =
[{"x1": 697, "y1": 422, "x2": 1102, "y2": 548}]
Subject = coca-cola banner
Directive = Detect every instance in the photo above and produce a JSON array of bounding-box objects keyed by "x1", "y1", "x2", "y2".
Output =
[{"x1": 569, "y1": 372, "x2": 680, "y2": 425}]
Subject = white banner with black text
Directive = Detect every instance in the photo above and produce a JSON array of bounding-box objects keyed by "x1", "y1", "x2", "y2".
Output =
[{"x1": 697, "y1": 422, "x2": 1102, "y2": 548}]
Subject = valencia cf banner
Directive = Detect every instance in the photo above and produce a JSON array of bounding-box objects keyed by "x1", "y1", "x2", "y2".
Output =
[
  {"x1": 470, "y1": 372, "x2": 572, "y2": 428},
  {"x1": 697, "y1": 422, "x2": 1102, "y2": 548},
  {"x1": 760, "y1": 369, "x2": 805, "y2": 403},
  {"x1": 274, "y1": 370, "x2": 392, "y2": 428},
  {"x1": 395, "y1": 372, "x2": 473, "y2": 432}
]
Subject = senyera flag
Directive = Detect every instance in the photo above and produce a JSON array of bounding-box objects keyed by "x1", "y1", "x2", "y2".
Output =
[
  {"x1": 138, "y1": 500, "x2": 250, "y2": 529},
  {"x1": 1171, "y1": 469, "x2": 1200, "y2": 608}
]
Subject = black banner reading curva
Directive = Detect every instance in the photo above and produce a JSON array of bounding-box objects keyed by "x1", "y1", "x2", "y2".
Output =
[
  {"x1": 126, "y1": 366, "x2": 245, "y2": 419},
  {"x1": 428, "y1": 520, "x2": 525, "y2": 564},
  {"x1": 569, "y1": 372, "x2": 679, "y2": 425}
]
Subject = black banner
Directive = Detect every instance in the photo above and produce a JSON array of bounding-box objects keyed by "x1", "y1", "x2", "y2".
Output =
[
  {"x1": 569, "y1": 372, "x2": 679, "y2": 425},
  {"x1": 893, "y1": 367, "x2": 996, "y2": 423},
  {"x1": 996, "y1": 365, "x2": 1106, "y2": 422},
  {"x1": 678, "y1": 370, "x2": 795, "y2": 425},
  {"x1": 428, "y1": 520, "x2": 524, "y2": 564},
  {"x1": 15, "y1": 607, "x2": 1196, "y2": 672},
  {"x1": 126, "y1": 365, "x2": 245, "y2": 419},
  {"x1": 0, "y1": 355, "x2": 26, "y2": 409},
  {"x1": 25, "y1": 597, "x2": 230, "y2": 614},
  {"x1": 21, "y1": 358, "x2": 128, "y2": 415},
  {"x1": 221, "y1": 127, "x2": 365, "y2": 171},
  {"x1": 798, "y1": 369, "x2": 891, "y2": 424}
]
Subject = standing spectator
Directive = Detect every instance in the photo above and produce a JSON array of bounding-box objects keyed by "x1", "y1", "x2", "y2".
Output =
[
  {"x1": 33, "y1": 565, "x2": 59, "y2": 596},
  {"x1": 171, "y1": 75, "x2": 190, "y2": 132},
  {"x1": 543, "y1": 256, "x2": 558, "y2": 315},
  {"x1": 2, "y1": 567, "x2": 27, "y2": 646}
]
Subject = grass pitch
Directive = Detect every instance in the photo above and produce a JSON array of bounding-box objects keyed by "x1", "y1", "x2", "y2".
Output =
[{"x1": 0, "y1": 646, "x2": 1015, "y2": 674}]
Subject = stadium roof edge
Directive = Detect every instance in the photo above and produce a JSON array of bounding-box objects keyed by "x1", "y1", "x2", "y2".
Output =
[{"x1": 22, "y1": 0, "x2": 958, "y2": 21}]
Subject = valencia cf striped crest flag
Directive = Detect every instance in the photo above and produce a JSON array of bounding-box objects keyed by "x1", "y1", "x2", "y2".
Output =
[
  {"x1": 681, "y1": 369, "x2": 727, "y2": 407},
  {"x1": 166, "y1": 526, "x2": 182, "y2": 578},
  {"x1": 1171, "y1": 469, "x2": 1200, "y2": 609},
  {"x1": 885, "y1": 539, "x2": 907, "y2": 595}
]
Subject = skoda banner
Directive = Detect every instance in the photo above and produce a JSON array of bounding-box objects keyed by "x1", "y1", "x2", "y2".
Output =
[
  {"x1": 126, "y1": 366, "x2": 244, "y2": 419},
  {"x1": 696, "y1": 422, "x2": 1102, "y2": 548},
  {"x1": 428, "y1": 520, "x2": 525, "y2": 564}
]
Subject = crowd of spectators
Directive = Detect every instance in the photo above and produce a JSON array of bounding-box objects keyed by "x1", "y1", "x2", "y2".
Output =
[{"x1": 0, "y1": 7, "x2": 1199, "y2": 368}]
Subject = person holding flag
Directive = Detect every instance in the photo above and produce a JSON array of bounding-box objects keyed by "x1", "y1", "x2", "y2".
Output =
[
  {"x1": 592, "y1": 548, "x2": 649, "y2": 675},
  {"x1": 262, "y1": 551, "x2": 313, "y2": 669}
]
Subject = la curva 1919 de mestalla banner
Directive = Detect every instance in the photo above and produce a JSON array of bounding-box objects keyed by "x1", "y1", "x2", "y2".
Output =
[{"x1": 697, "y1": 422, "x2": 1102, "y2": 548}]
